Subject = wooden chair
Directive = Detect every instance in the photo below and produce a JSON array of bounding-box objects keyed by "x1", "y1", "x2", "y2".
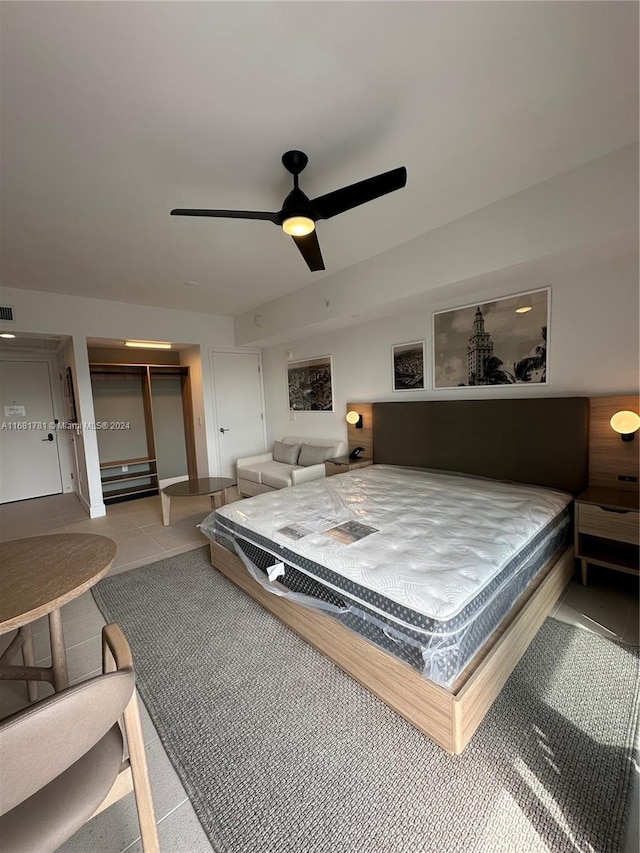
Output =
[{"x1": 0, "y1": 624, "x2": 160, "y2": 852}]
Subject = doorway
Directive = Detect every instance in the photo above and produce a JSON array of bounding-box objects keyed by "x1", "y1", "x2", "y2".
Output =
[
  {"x1": 0, "y1": 360, "x2": 64, "y2": 503},
  {"x1": 210, "y1": 350, "x2": 266, "y2": 478},
  {"x1": 89, "y1": 362, "x2": 197, "y2": 503}
]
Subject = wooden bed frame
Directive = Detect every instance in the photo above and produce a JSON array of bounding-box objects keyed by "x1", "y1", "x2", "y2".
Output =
[
  {"x1": 209, "y1": 397, "x2": 591, "y2": 754},
  {"x1": 209, "y1": 539, "x2": 574, "y2": 754}
]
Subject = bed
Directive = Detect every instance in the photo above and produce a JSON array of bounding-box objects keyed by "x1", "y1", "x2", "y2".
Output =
[{"x1": 204, "y1": 397, "x2": 589, "y2": 754}]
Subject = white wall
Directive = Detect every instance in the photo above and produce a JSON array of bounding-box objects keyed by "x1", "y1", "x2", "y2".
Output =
[
  {"x1": 3, "y1": 145, "x2": 637, "y2": 505},
  {"x1": 58, "y1": 337, "x2": 90, "y2": 508},
  {"x1": 180, "y1": 345, "x2": 208, "y2": 476},
  {"x1": 149, "y1": 376, "x2": 189, "y2": 480},
  {"x1": 236, "y1": 143, "x2": 638, "y2": 346},
  {"x1": 261, "y1": 252, "x2": 639, "y2": 445},
  {"x1": 0, "y1": 287, "x2": 236, "y2": 515}
]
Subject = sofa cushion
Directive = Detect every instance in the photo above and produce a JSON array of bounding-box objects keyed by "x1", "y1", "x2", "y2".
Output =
[
  {"x1": 272, "y1": 440, "x2": 301, "y2": 465},
  {"x1": 282, "y1": 437, "x2": 348, "y2": 457},
  {"x1": 260, "y1": 462, "x2": 299, "y2": 490},
  {"x1": 237, "y1": 460, "x2": 294, "y2": 485},
  {"x1": 299, "y1": 444, "x2": 335, "y2": 466},
  {"x1": 236, "y1": 463, "x2": 265, "y2": 484}
]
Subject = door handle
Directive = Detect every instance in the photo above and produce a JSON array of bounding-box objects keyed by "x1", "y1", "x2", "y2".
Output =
[
  {"x1": 42, "y1": 433, "x2": 54, "y2": 442},
  {"x1": 219, "y1": 427, "x2": 230, "y2": 434}
]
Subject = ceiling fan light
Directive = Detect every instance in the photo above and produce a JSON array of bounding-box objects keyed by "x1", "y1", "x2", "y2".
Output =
[{"x1": 282, "y1": 216, "x2": 315, "y2": 237}]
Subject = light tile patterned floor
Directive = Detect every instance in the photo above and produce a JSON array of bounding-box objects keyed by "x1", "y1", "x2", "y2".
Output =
[
  {"x1": 0, "y1": 490, "x2": 221, "y2": 575},
  {"x1": 0, "y1": 491, "x2": 638, "y2": 852}
]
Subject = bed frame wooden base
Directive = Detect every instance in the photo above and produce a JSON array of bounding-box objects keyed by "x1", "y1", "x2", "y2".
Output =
[{"x1": 208, "y1": 541, "x2": 575, "y2": 754}]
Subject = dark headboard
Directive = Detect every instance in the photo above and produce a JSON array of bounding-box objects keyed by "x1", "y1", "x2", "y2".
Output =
[{"x1": 372, "y1": 398, "x2": 589, "y2": 494}]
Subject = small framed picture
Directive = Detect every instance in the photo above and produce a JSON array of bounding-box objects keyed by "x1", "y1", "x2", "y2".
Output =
[
  {"x1": 287, "y1": 355, "x2": 334, "y2": 411},
  {"x1": 392, "y1": 341, "x2": 425, "y2": 391}
]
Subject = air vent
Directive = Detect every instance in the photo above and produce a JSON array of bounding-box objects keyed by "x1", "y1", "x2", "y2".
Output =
[{"x1": 0, "y1": 305, "x2": 15, "y2": 322}]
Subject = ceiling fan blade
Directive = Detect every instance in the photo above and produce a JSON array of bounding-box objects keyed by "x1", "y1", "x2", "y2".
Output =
[
  {"x1": 311, "y1": 166, "x2": 407, "y2": 220},
  {"x1": 170, "y1": 208, "x2": 279, "y2": 222},
  {"x1": 292, "y1": 231, "x2": 325, "y2": 272}
]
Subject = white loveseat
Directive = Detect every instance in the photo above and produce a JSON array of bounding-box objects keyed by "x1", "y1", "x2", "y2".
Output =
[{"x1": 236, "y1": 435, "x2": 347, "y2": 497}]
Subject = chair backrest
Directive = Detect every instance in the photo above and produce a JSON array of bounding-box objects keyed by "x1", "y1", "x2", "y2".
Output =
[{"x1": 0, "y1": 667, "x2": 134, "y2": 815}]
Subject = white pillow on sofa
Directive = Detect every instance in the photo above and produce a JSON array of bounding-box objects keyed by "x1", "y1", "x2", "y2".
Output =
[
  {"x1": 272, "y1": 440, "x2": 301, "y2": 465},
  {"x1": 298, "y1": 444, "x2": 335, "y2": 466}
]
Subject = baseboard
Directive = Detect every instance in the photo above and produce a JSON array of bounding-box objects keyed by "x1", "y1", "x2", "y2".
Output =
[{"x1": 87, "y1": 496, "x2": 106, "y2": 518}]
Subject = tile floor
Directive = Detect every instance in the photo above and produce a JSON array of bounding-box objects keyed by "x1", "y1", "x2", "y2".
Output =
[
  {"x1": 0, "y1": 490, "x2": 220, "y2": 575},
  {"x1": 0, "y1": 491, "x2": 638, "y2": 852}
]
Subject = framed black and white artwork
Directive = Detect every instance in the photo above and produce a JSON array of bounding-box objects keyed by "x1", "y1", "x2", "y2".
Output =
[
  {"x1": 392, "y1": 340, "x2": 425, "y2": 391},
  {"x1": 433, "y1": 289, "x2": 549, "y2": 389},
  {"x1": 287, "y1": 355, "x2": 334, "y2": 411}
]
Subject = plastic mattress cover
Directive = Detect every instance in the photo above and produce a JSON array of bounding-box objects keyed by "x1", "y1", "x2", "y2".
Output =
[{"x1": 200, "y1": 465, "x2": 571, "y2": 685}]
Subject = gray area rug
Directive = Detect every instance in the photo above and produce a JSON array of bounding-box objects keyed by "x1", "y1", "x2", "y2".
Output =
[{"x1": 93, "y1": 547, "x2": 639, "y2": 853}]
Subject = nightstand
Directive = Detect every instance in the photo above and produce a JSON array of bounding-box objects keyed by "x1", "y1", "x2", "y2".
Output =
[
  {"x1": 574, "y1": 487, "x2": 639, "y2": 586},
  {"x1": 325, "y1": 456, "x2": 373, "y2": 476}
]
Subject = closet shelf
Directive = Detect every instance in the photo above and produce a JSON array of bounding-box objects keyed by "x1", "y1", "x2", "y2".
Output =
[
  {"x1": 103, "y1": 484, "x2": 159, "y2": 503},
  {"x1": 99, "y1": 456, "x2": 157, "y2": 470},
  {"x1": 101, "y1": 472, "x2": 158, "y2": 485}
]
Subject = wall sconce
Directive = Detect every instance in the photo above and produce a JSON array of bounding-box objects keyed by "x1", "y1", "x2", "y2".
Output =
[
  {"x1": 346, "y1": 410, "x2": 363, "y2": 429},
  {"x1": 610, "y1": 410, "x2": 640, "y2": 442}
]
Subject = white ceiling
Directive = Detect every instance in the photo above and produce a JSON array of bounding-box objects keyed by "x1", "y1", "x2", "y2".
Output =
[
  {"x1": 1, "y1": 1, "x2": 637, "y2": 318},
  {"x1": 0, "y1": 332, "x2": 66, "y2": 354}
]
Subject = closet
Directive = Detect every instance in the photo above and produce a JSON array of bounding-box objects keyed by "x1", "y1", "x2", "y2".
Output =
[{"x1": 89, "y1": 363, "x2": 196, "y2": 503}]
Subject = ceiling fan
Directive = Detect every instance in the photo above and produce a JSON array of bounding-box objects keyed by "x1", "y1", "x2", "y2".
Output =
[{"x1": 170, "y1": 151, "x2": 407, "y2": 272}]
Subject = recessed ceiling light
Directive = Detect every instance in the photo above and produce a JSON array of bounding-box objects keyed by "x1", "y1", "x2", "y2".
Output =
[
  {"x1": 124, "y1": 340, "x2": 172, "y2": 350},
  {"x1": 515, "y1": 306, "x2": 532, "y2": 313},
  {"x1": 0, "y1": 333, "x2": 16, "y2": 339}
]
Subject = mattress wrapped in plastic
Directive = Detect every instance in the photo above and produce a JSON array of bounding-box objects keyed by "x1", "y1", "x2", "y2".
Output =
[{"x1": 200, "y1": 465, "x2": 571, "y2": 687}]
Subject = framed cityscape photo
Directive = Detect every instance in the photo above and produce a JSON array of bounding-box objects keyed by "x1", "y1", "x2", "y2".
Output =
[
  {"x1": 287, "y1": 355, "x2": 334, "y2": 411},
  {"x1": 433, "y1": 288, "x2": 549, "y2": 388},
  {"x1": 392, "y1": 340, "x2": 425, "y2": 391}
]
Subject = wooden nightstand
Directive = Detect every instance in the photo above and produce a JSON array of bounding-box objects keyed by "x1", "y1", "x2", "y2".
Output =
[
  {"x1": 325, "y1": 456, "x2": 373, "y2": 476},
  {"x1": 574, "y1": 487, "x2": 639, "y2": 586}
]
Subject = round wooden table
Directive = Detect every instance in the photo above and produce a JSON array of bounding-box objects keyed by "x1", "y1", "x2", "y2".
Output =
[
  {"x1": 161, "y1": 476, "x2": 236, "y2": 526},
  {"x1": 0, "y1": 533, "x2": 116, "y2": 699}
]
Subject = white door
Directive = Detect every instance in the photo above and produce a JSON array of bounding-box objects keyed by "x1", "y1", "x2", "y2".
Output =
[
  {"x1": 0, "y1": 360, "x2": 63, "y2": 503},
  {"x1": 210, "y1": 351, "x2": 266, "y2": 478}
]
